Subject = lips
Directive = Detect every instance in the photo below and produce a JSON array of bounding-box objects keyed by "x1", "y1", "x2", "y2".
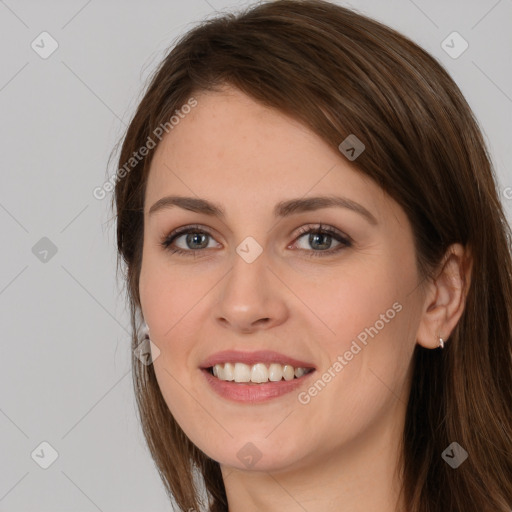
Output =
[{"x1": 199, "y1": 350, "x2": 316, "y2": 370}]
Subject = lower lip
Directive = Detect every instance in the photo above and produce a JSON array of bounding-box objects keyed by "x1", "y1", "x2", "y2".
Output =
[{"x1": 201, "y1": 368, "x2": 315, "y2": 403}]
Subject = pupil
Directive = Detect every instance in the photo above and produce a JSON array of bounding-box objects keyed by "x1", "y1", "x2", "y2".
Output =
[
  {"x1": 187, "y1": 232, "x2": 208, "y2": 249},
  {"x1": 310, "y1": 233, "x2": 331, "y2": 250}
]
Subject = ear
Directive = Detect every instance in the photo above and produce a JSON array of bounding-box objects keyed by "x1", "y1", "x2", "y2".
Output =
[{"x1": 416, "y1": 243, "x2": 473, "y2": 349}]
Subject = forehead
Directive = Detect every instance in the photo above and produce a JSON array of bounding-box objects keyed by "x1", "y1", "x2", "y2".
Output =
[
  {"x1": 145, "y1": 87, "x2": 390, "y2": 223},
  {"x1": 151, "y1": 87, "x2": 331, "y2": 173}
]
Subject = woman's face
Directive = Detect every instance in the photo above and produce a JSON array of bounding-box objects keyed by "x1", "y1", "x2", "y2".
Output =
[{"x1": 139, "y1": 85, "x2": 427, "y2": 473}]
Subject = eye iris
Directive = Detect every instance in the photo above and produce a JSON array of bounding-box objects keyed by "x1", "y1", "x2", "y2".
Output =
[
  {"x1": 187, "y1": 232, "x2": 208, "y2": 249},
  {"x1": 309, "y1": 232, "x2": 332, "y2": 250}
]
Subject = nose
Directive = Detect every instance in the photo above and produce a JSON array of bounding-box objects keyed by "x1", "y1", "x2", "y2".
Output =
[{"x1": 213, "y1": 250, "x2": 289, "y2": 334}]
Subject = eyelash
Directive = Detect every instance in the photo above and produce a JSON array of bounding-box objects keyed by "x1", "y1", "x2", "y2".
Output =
[{"x1": 160, "y1": 223, "x2": 352, "y2": 258}]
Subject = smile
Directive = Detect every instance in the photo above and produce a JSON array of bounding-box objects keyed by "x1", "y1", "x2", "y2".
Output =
[
  {"x1": 200, "y1": 350, "x2": 316, "y2": 402},
  {"x1": 208, "y1": 362, "x2": 314, "y2": 383}
]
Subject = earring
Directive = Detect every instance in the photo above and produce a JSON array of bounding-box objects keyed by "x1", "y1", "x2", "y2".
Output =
[
  {"x1": 439, "y1": 336, "x2": 445, "y2": 349},
  {"x1": 142, "y1": 321, "x2": 150, "y2": 340}
]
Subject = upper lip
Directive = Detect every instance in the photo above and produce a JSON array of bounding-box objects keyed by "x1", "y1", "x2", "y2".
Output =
[{"x1": 200, "y1": 350, "x2": 316, "y2": 369}]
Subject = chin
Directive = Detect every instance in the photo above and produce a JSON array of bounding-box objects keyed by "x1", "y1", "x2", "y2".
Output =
[{"x1": 196, "y1": 434, "x2": 308, "y2": 473}]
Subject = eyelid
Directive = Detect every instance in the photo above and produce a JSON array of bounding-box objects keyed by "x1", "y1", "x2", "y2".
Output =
[
  {"x1": 160, "y1": 223, "x2": 352, "y2": 257},
  {"x1": 162, "y1": 223, "x2": 350, "y2": 242},
  {"x1": 165, "y1": 224, "x2": 216, "y2": 240},
  {"x1": 161, "y1": 224, "x2": 221, "y2": 249},
  {"x1": 291, "y1": 223, "x2": 352, "y2": 245}
]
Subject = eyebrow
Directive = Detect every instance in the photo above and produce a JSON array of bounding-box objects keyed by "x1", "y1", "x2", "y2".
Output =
[{"x1": 148, "y1": 195, "x2": 378, "y2": 225}]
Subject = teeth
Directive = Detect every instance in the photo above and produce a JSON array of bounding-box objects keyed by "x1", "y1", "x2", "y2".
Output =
[
  {"x1": 294, "y1": 367, "x2": 306, "y2": 378},
  {"x1": 223, "y1": 362, "x2": 235, "y2": 381},
  {"x1": 211, "y1": 362, "x2": 311, "y2": 383},
  {"x1": 282, "y1": 364, "x2": 294, "y2": 381},
  {"x1": 214, "y1": 363, "x2": 235, "y2": 381},
  {"x1": 251, "y1": 363, "x2": 268, "y2": 383},
  {"x1": 268, "y1": 363, "x2": 283, "y2": 381},
  {"x1": 233, "y1": 362, "x2": 251, "y2": 382}
]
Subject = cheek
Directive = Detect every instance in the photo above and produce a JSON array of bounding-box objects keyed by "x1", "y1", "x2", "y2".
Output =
[
  {"x1": 139, "y1": 254, "x2": 202, "y2": 410},
  {"x1": 294, "y1": 254, "x2": 415, "y2": 412},
  {"x1": 140, "y1": 259, "x2": 209, "y2": 433},
  {"x1": 296, "y1": 256, "x2": 404, "y2": 352},
  {"x1": 139, "y1": 248, "x2": 204, "y2": 338}
]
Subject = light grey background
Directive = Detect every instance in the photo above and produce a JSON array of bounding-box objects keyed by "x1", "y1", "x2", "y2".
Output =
[{"x1": 0, "y1": 1, "x2": 511, "y2": 511}]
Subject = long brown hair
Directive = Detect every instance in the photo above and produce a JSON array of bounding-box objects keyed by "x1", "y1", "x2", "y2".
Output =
[{"x1": 110, "y1": 1, "x2": 512, "y2": 510}]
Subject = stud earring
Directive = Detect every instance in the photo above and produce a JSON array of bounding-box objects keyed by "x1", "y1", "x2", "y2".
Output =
[
  {"x1": 439, "y1": 336, "x2": 445, "y2": 349},
  {"x1": 142, "y1": 321, "x2": 150, "y2": 340}
]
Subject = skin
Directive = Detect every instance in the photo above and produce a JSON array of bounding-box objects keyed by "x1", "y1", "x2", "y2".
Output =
[{"x1": 139, "y1": 85, "x2": 470, "y2": 512}]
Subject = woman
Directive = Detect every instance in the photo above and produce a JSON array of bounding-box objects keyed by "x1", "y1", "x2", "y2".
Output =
[{"x1": 111, "y1": 0, "x2": 512, "y2": 510}]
